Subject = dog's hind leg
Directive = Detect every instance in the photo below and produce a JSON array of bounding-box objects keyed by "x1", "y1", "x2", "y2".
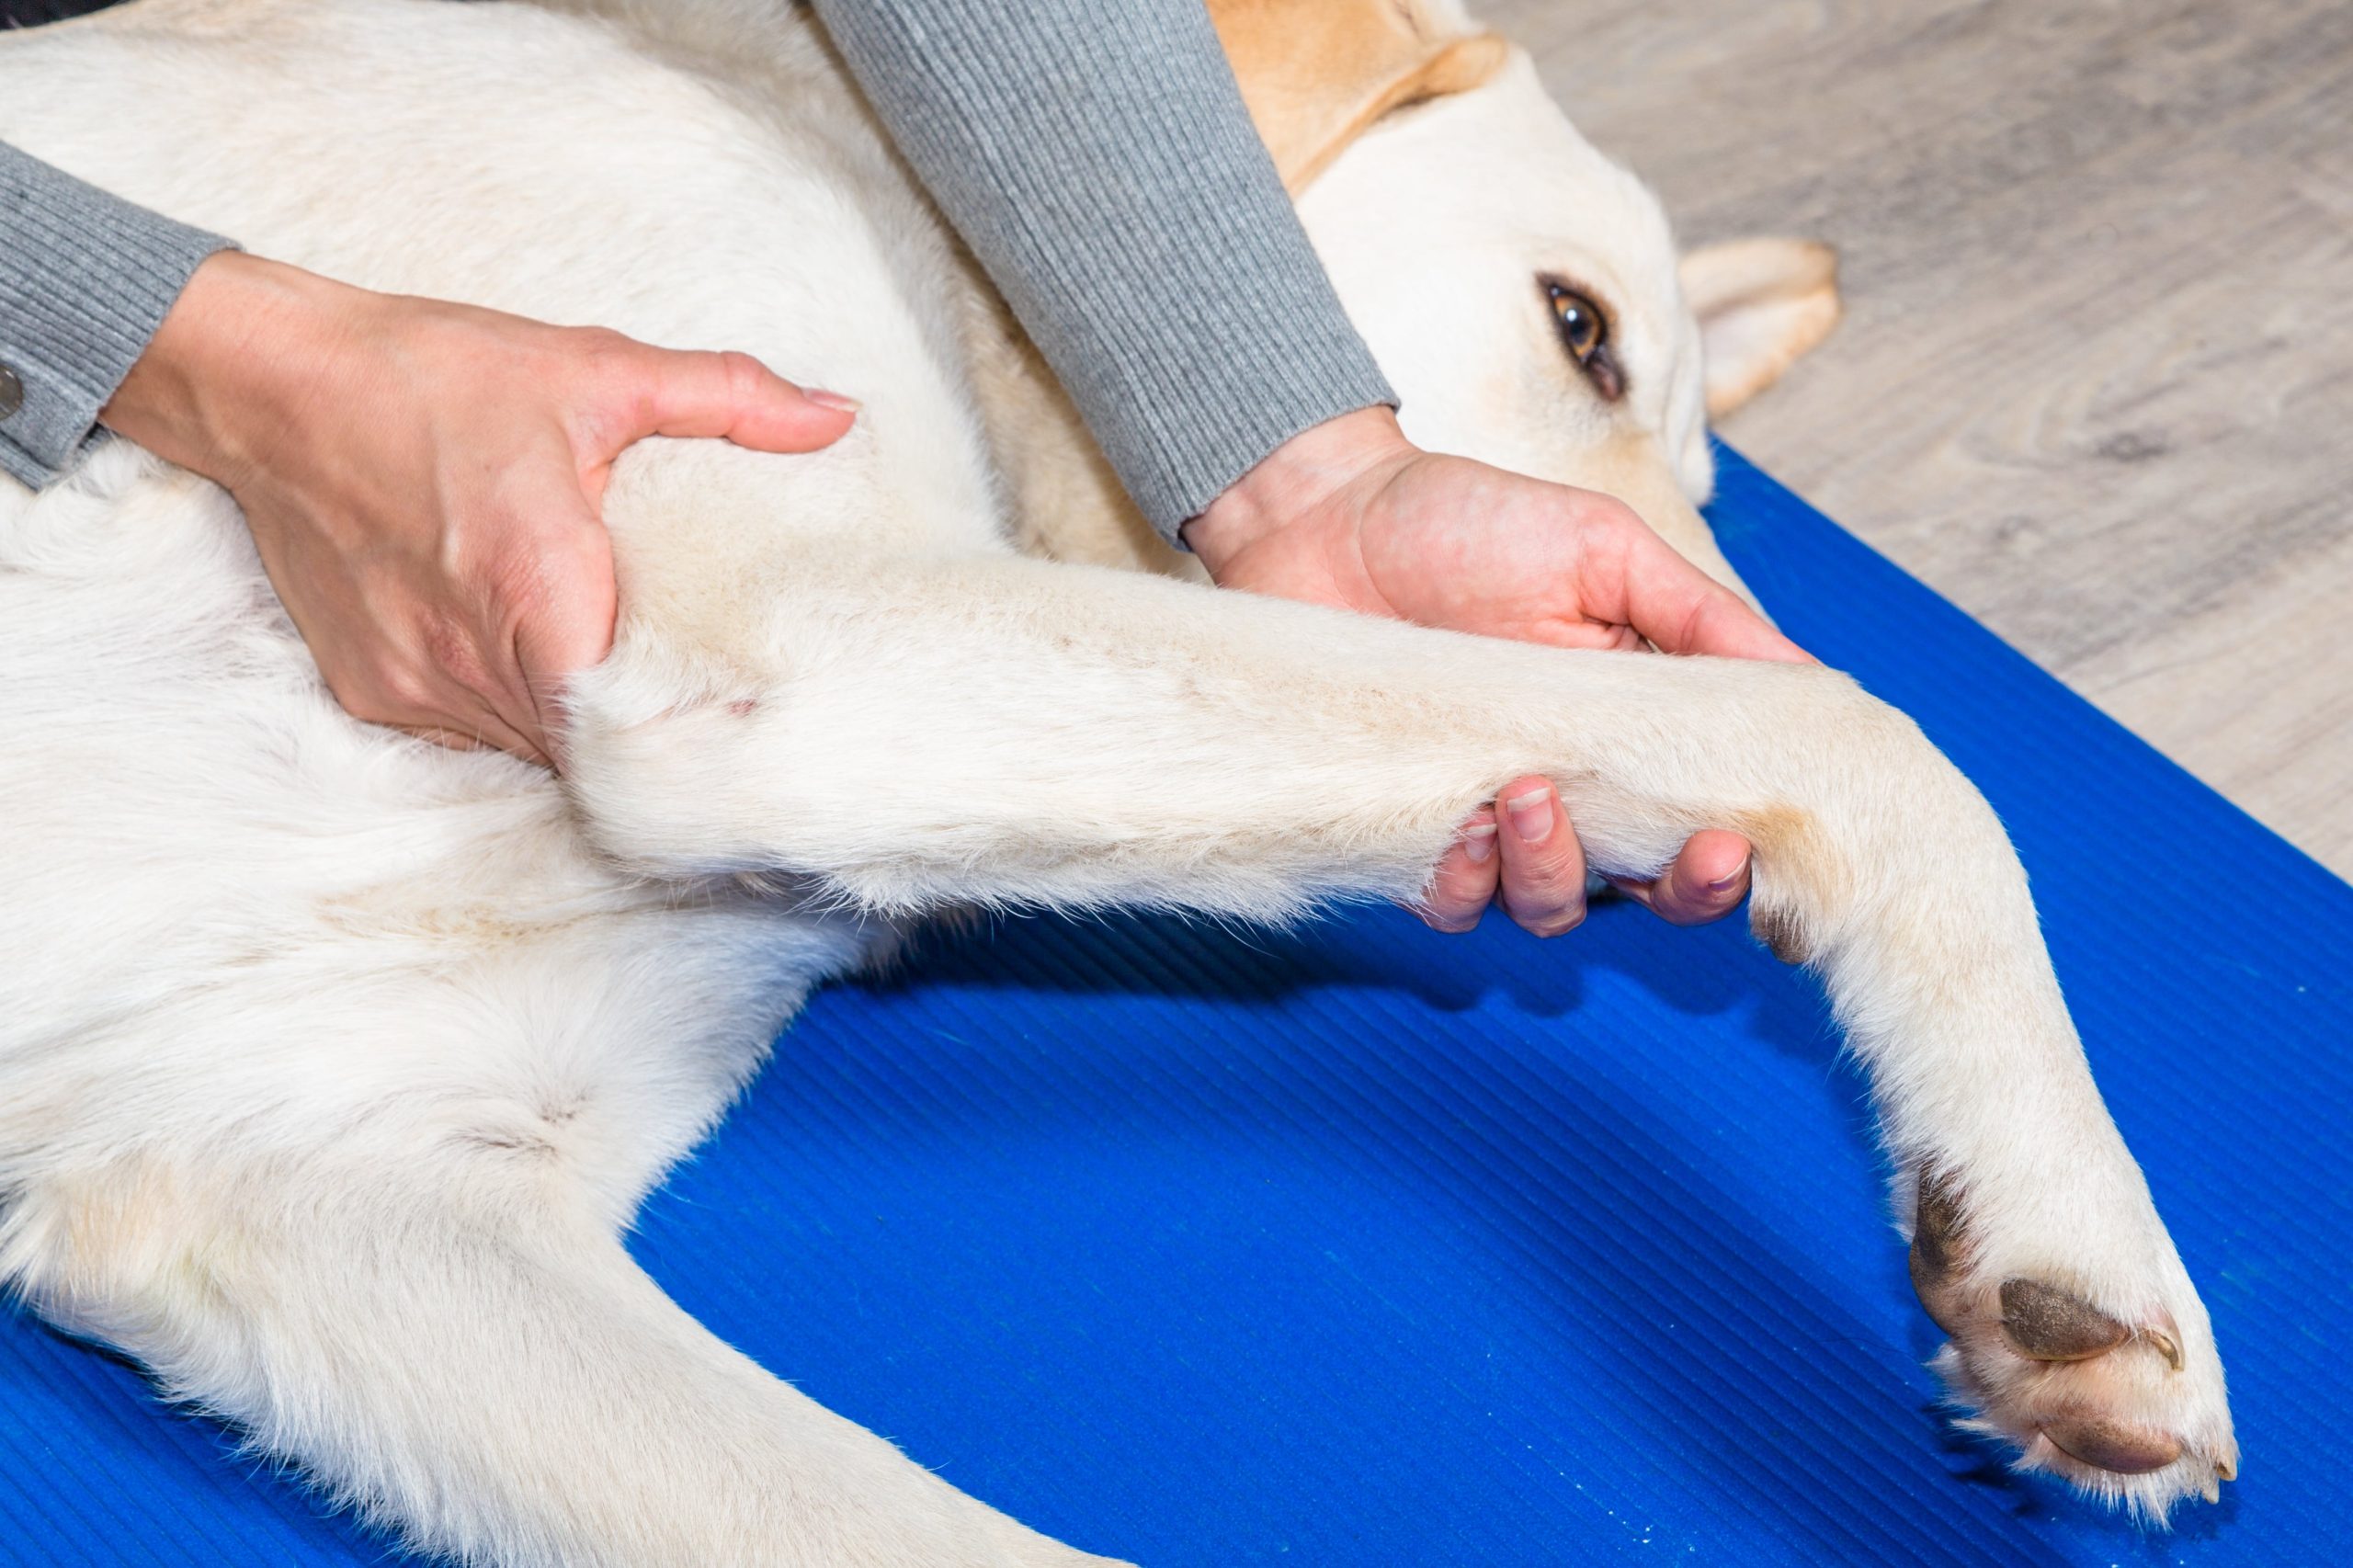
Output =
[
  {"x1": 567, "y1": 551, "x2": 2237, "y2": 1516},
  {"x1": 8, "y1": 1139, "x2": 1127, "y2": 1568}
]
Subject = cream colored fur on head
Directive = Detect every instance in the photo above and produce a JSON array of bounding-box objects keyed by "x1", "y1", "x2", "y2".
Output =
[{"x1": 0, "y1": 1, "x2": 2231, "y2": 1563}]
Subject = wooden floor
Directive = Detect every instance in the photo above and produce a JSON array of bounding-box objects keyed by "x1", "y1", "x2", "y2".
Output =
[{"x1": 1487, "y1": 0, "x2": 2353, "y2": 878}]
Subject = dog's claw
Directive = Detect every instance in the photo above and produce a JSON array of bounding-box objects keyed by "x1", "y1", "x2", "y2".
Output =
[
  {"x1": 1999, "y1": 1278, "x2": 2131, "y2": 1362},
  {"x1": 2215, "y1": 1452, "x2": 2238, "y2": 1483},
  {"x1": 2200, "y1": 1476, "x2": 2222, "y2": 1505},
  {"x1": 2147, "y1": 1326, "x2": 2184, "y2": 1372},
  {"x1": 2041, "y1": 1417, "x2": 2184, "y2": 1475}
]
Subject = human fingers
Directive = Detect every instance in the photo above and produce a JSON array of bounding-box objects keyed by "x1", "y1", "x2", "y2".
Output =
[
  {"x1": 1495, "y1": 777, "x2": 1590, "y2": 938},
  {"x1": 1608, "y1": 828, "x2": 1752, "y2": 926},
  {"x1": 1418, "y1": 807, "x2": 1502, "y2": 933}
]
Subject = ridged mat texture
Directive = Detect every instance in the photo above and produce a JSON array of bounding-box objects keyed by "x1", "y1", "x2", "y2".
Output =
[{"x1": 2, "y1": 447, "x2": 2346, "y2": 1564}]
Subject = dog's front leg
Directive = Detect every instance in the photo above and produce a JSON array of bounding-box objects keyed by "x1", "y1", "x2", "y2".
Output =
[{"x1": 568, "y1": 550, "x2": 2237, "y2": 1515}]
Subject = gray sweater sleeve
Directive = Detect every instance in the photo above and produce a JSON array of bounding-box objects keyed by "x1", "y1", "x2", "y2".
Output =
[
  {"x1": 0, "y1": 140, "x2": 233, "y2": 490},
  {"x1": 812, "y1": 0, "x2": 1397, "y2": 539},
  {"x1": 4, "y1": 6, "x2": 1383, "y2": 528}
]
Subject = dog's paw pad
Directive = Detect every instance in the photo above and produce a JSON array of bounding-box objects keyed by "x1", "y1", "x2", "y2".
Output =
[
  {"x1": 1997, "y1": 1278, "x2": 2131, "y2": 1361},
  {"x1": 1904, "y1": 1166, "x2": 2236, "y2": 1517},
  {"x1": 2042, "y1": 1415, "x2": 2182, "y2": 1474}
]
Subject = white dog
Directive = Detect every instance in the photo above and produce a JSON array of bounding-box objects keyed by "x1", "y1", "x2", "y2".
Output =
[{"x1": 0, "y1": 1, "x2": 2236, "y2": 1562}]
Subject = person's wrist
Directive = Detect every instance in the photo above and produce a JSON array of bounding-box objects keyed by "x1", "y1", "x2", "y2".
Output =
[
  {"x1": 102, "y1": 251, "x2": 360, "y2": 489},
  {"x1": 1182, "y1": 403, "x2": 1417, "y2": 578}
]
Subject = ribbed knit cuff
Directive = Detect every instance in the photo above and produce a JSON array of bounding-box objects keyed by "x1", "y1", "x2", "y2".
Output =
[
  {"x1": 0, "y1": 141, "x2": 234, "y2": 489},
  {"x1": 813, "y1": 0, "x2": 1397, "y2": 540}
]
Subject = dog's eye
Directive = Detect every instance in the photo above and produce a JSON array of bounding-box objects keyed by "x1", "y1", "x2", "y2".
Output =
[
  {"x1": 1548, "y1": 283, "x2": 1604, "y2": 360},
  {"x1": 1540, "y1": 278, "x2": 1624, "y2": 401}
]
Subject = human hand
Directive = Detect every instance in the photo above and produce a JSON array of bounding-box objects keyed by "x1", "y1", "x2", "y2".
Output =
[
  {"x1": 102, "y1": 252, "x2": 859, "y2": 767},
  {"x1": 1184, "y1": 406, "x2": 1812, "y2": 937}
]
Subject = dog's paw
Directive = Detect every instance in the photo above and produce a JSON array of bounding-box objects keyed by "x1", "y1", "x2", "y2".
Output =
[{"x1": 1905, "y1": 1167, "x2": 2237, "y2": 1520}]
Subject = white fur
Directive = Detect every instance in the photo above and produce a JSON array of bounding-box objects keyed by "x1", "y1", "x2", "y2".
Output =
[{"x1": 0, "y1": 1, "x2": 2233, "y2": 1562}]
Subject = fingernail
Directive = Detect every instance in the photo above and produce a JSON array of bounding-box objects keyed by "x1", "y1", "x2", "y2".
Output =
[
  {"x1": 1461, "y1": 821, "x2": 1498, "y2": 863},
  {"x1": 805, "y1": 388, "x2": 862, "y2": 413},
  {"x1": 1505, "y1": 787, "x2": 1552, "y2": 842},
  {"x1": 1707, "y1": 869, "x2": 1745, "y2": 893}
]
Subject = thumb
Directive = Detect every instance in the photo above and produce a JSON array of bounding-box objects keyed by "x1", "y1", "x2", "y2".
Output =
[
  {"x1": 1609, "y1": 518, "x2": 1813, "y2": 665},
  {"x1": 617, "y1": 344, "x2": 860, "y2": 456}
]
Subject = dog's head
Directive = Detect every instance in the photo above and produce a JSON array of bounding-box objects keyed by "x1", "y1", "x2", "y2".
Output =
[{"x1": 1213, "y1": 0, "x2": 1841, "y2": 592}]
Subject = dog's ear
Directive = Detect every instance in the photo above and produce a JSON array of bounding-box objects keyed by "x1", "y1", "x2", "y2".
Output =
[
  {"x1": 1679, "y1": 238, "x2": 1843, "y2": 419},
  {"x1": 1207, "y1": 0, "x2": 1510, "y2": 190}
]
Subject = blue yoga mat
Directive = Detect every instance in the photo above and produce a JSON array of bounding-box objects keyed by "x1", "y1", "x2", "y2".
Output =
[{"x1": 3, "y1": 448, "x2": 2345, "y2": 1565}]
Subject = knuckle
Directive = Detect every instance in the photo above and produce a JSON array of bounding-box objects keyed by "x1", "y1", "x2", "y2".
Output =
[
  {"x1": 568, "y1": 324, "x2": 634, "y2": 362},
  {"x1": 567, "y1": 328, "x2": 648, "y2": 396},
  {"x1": 715, "y1": 347, "x2": 768, "y2": 388},
  {"x1": 1586, "y1": 491, "x2": 1647, "y2": 536}
]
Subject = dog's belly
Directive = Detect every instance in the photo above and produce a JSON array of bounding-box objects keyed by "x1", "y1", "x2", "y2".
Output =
[{"x1": 0, "y1": 437, "x2": 877, "y2": 1251}]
